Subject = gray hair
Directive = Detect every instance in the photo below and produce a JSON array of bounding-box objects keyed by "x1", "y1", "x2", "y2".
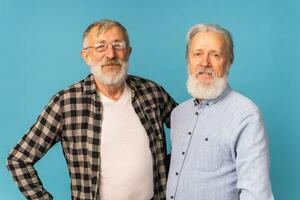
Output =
[
  {"x1": 82, "y1": 19, "x2": 130, "y2": 49},
  {"x1": 186, "y1": 24, "x2": 234, "y2": 64}
]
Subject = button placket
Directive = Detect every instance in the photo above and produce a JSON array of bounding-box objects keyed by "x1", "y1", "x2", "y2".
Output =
[{"x1": 171, "y1": 106, "x2": 202, "y2": 199}]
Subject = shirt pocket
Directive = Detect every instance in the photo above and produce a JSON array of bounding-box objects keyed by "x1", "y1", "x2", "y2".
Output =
[{"x1": 190, "y1": 133, "x2": 224, "y2": 172}]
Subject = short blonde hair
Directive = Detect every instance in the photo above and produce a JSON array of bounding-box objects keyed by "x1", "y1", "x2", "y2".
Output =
[{"x1": 82, "y1": 19, "x2": 130, "y2": 48}]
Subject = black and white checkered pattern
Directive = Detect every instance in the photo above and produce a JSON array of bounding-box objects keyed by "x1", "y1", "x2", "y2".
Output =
[{"x1": 7, "y1": 74, "x2": 177, "y2": 200}]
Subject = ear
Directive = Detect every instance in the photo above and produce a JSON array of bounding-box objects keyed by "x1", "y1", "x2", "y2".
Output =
[
  {"x1": 186, "y1": 55, "x2": 190, "y2": 65},
  {"x1": 126, "y1": 46, "x2": 132, "y2": 60},
  {"x1": 81, "y1": 50, "x2": 90, "y2": 65},
  {"x1": 226, "y1": 63, "x2": 231, "y2": 75},
  {"x1": 223, "y1": 60, "x2": 230, "y2": 76}
]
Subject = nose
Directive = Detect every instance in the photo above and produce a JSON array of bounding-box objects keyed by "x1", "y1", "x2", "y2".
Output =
[
  {"x1": 200, "y1": 53, "x2": 211, "y2": 67},
  {"x1": 104, "y1": 44, "x2": 116, "y2": 59}
]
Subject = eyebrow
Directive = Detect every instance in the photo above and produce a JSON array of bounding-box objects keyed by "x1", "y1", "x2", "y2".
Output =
[
  {"x1": 192, "y1": 49, "x2": 222, "y2": 53},
  {"x1": 191, "y1": 49, "x2": 203, "y2": 52},
  {"x1": 209, "y1": 50, "x2": 222, "y2": 53},
  {"x1": 95, "y1": 39, "x2": 123, "y2": 44}
]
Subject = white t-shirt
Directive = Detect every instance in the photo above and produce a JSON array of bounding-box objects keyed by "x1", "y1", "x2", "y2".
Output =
[{"x1": 99, "y1": 85, "x2": 154, "y2": 200}]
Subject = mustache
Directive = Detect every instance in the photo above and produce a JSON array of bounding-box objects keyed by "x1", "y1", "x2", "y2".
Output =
[
  {"x1": 100, "y1": 58, "x2": 122, "y2": 66},
  {"x1": 193, "y1": 68, "x2": 215, "y2": 77}
]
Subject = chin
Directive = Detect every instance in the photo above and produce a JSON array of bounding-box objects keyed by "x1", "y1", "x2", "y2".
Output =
[
  {"x1": 197, "y1": 79, "x2": 213, "y2": 86},
  {"x1": 186, "y1": 75, "x2": 227, "y2": 100}
]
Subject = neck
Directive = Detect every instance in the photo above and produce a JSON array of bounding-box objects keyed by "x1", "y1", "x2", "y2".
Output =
[
  {"x1": 95, "y1": 80, "x2": 125, "y2": 101},
  {"x1": 196, "y1": 98, "x2": 203, "y2": 103}
]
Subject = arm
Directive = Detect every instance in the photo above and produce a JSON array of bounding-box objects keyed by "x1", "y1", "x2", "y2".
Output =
[
  {"x1": 157, "y1": 86, "x2": 177, "y2": 173},
  {"x1": 234, "y1": 110, "x2": 274, "y2": 200},
  {"x1": 159, "y1": 86, "x2": 177, "y2": 128},
  {"x1": 6, "y1": 94, "x2": 62, "y2": 200}
]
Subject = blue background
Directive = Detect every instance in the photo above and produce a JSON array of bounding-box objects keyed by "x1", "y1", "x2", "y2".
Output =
[{"x1": 0, "y1": 0, "x2": 299, "y2": 199}]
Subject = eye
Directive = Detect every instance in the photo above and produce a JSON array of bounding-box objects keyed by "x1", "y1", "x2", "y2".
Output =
[
  {"x1": 95, "y1": 43, "x2": 106, "y2": 51},
  {"x1": 113, "y1": 41, "x2": 126, "y2": 50},
  {"x1": 209, "y1": 52, "x2": 221, "y2": 60},
  {"x1": 113, "y1": 43, "x2": 122, "y2": 49},
  {"x1": 213, "y1": 53, "x2": 220, "y2": 57},
  {"x1": 193, "y1": 52, "x2": 202, "y2": 57}
]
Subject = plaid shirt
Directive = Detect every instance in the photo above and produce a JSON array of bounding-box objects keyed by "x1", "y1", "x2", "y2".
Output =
[{"x1": 7, "y1": 74, "x2": 177, "y2": 200}]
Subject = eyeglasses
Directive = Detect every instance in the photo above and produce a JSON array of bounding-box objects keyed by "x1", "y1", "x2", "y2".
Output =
[{"x1": 83, "y1": 40, "x2": 127, "y2": 52}]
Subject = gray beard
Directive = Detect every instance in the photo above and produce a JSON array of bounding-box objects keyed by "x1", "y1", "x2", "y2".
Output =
[
  {"x1": 90, "y1": 61, "x2": 128, "y2": 87},
  {"x1": 186, "y1": 74, "x2": 227, "y2": 100}
]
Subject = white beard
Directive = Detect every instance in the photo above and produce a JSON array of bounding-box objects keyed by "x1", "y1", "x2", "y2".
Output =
[
  {"x1": 90, "y1": 59, "x2": 128, "y2": 87},
  {"x1": 187, "y1": 72, "x2": 227, "y2": 100}
]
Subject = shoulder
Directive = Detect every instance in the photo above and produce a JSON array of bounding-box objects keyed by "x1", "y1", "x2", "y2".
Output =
[
  {"x1": 226, "y1": 90, "x2": 261, "y2": 113},
  {"x1": 127, "y1": 75, "x2": 169, "y2": 96},
  {"x1": 172, "y1": 98, "x2": 194, "y2": 117},
  {"x1": 127, "y1": 75, "x2": 163, "y2": 89},
  {"x1": 59, "y1": 79, "x2": 85, "y2": 95},
  {"x1": 219, "y1": 90, "x2": 263, "y2": 125},
  {"x1": 52, "y1": 75, "x2": 90, "y2": 103}
]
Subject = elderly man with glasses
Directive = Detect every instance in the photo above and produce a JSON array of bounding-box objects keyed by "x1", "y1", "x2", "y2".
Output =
[{"x1": 7, "y1": 19, "x2": 177, "y2": 200}]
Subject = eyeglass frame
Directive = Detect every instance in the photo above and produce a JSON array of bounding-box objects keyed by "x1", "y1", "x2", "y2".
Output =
[{"x1": 83, "y1": 40, "x2": 128, "y2": 53}]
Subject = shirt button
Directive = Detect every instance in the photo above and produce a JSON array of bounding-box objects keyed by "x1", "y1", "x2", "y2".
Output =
[
  {"x1": 182, "y1": 152, "x2": 185, "y2": 155},
  {"x1": 195, "y1": 112, "x2": 199, "y2": 115},
  {"x1": 175, "y1": 172, "x2": 179, "y2": 176},
  {"x1": 171, "y1": 196, "x2": 174, "y2": 199},
  {"x1": 188, "y1": 132, "x2": 191, "y2": 135}
]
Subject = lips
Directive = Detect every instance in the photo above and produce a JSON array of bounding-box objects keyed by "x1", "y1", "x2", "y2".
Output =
[
  {"x1": 101, "y1": 61, "x2": 122, "y2": 68},
  {"x1": 102, "y1": 64, "x2": 121, "y2": 67},
  {"x1": 198, "y1": 72, "x2": 212, "y2": 75},
  {"x1": 100, "y1": 59, "x2": 122, "y2": 67}
]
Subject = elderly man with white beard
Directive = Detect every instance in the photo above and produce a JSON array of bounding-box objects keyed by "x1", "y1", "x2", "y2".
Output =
[
  {"x1": 7, "y1": 19, "x2": 177, "y2": 200},
  {"x1": 166, "y1": 24, "x2": 274, "y2": 200}
]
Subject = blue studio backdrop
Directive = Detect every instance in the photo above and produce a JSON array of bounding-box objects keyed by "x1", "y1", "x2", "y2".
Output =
[{"x1": 0, "y1": 0, "x2": 299, "y2": 199}]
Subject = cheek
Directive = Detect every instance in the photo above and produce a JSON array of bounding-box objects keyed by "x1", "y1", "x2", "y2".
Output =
[
  {"x1": 188, "y1": 60, "x2": 198, "y2": 74},
  {"x1": 86, "y1": 57, "x2": 94, "y2": 66},
  {"x1": 117, "y1": 51, "x2": 129, "y2": 61},
  {"x1": 88, "y1": 54, "x2": 102, "y2": 66},
  {"x1": 89, "y1": 59, "x2": 99, "y2": 67},
  {"x1": 213, "y1": 63, "x2": 226, "y2": 77},
  {"x1": 187, "y1": 65, "x2": 195, "y2": 75}
]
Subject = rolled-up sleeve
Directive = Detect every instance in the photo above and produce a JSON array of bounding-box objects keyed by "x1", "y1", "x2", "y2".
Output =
[{"x1": 6, "y1": 94, "x2": 62, "y2": 200}]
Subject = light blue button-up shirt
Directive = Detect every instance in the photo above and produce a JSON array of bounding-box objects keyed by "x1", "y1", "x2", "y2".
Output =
[{"x1": 167, "y1": 85, "x2": 274, "y2": 200}]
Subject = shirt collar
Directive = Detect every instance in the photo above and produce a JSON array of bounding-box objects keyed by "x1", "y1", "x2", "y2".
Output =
[
  {"x1": 193, "y1": 83, "x2": 231, "y2": 107},
  {"x1": 126, "y1": 76, "x2": 140, "y2": 100},
  {"x1": 83, "y1": 74, "x2": 97, "y2": 95}
]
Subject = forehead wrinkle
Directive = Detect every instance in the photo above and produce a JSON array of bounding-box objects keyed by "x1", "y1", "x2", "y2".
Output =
[
  {"x1": 95, "y1": 24, "x2": 114, "y2": 37},
  {"x1": 94, "y1": 26, "x2": 125, "y2": 43},
  {"x1": 191, "y1": 34, "x2": 226, "y2": 53}
]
